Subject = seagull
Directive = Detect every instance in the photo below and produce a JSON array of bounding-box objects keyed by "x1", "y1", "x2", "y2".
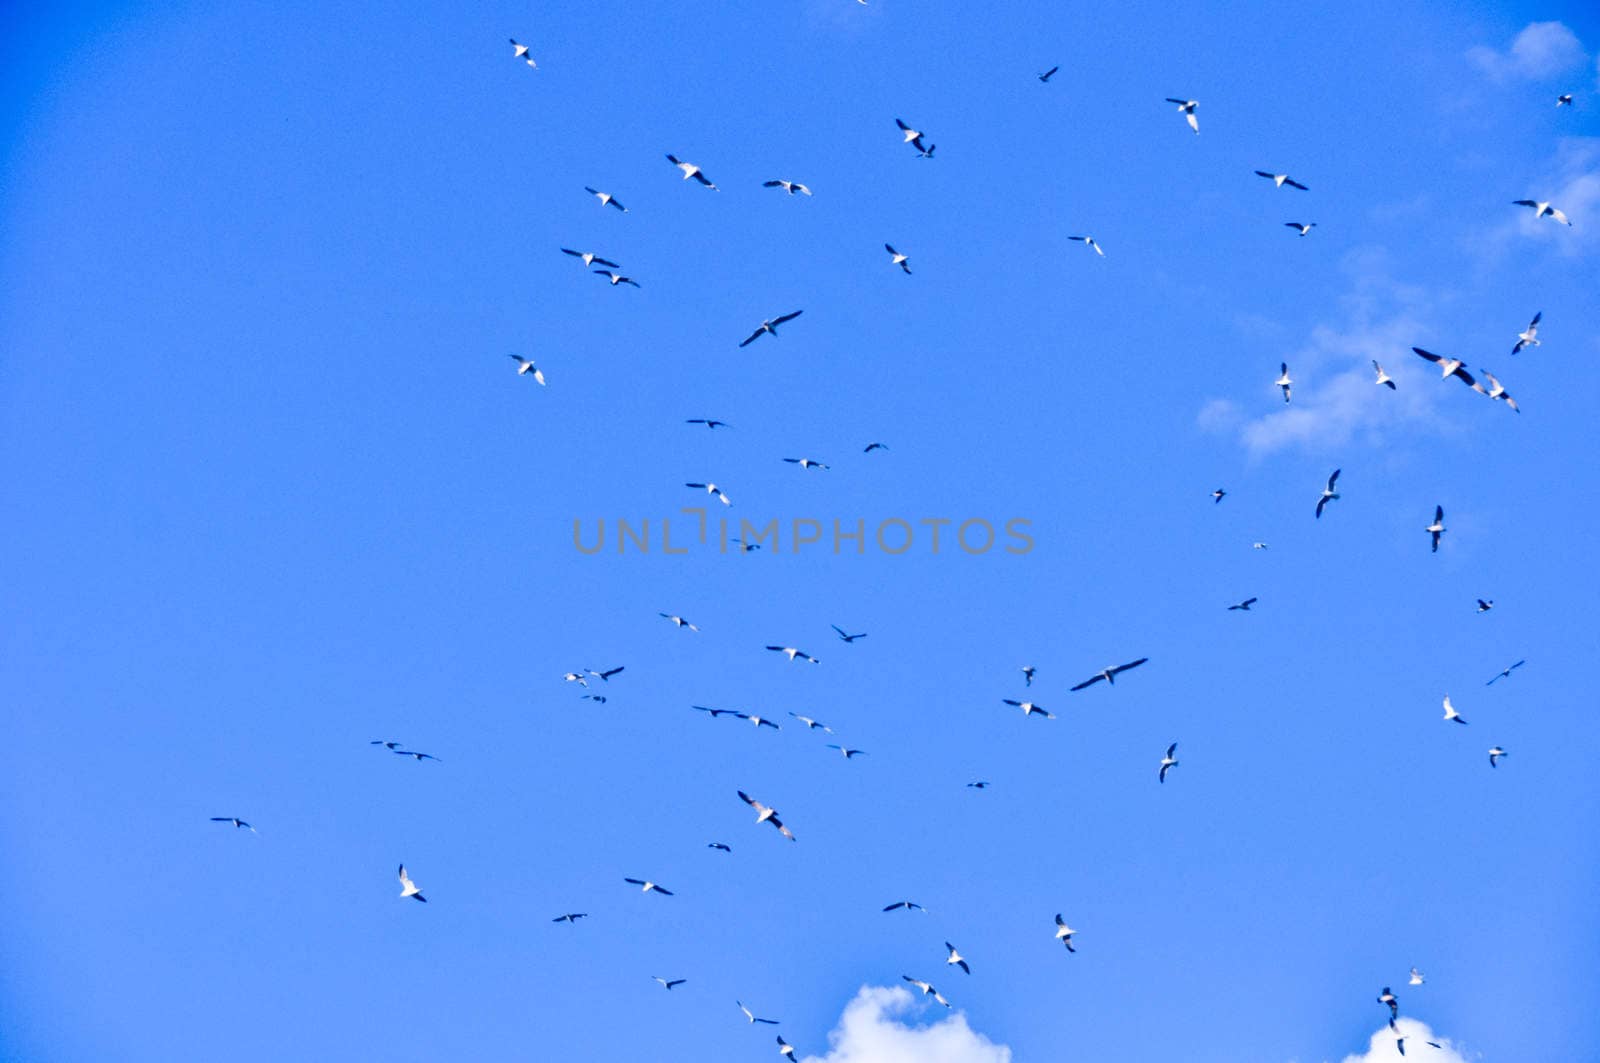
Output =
[
  {"x1": 739, "y1": 311, "x2": 804, "y2": 347},
  {"x1": 1252, "y1": 541, "x2": 1269, "y2": 550},
  {"x1": 1068, "y1": 235, "x2": 1104, "y2": 256},
  {"x1": 581, "y1": 694, "x2": 608, "y2": 704},
  {"x1": 1002, "y1": 698, "x2": 1055, "y2": 719},
  {"x1": 708, "y1": 842, "x2": 732, "y2": 852},
  {"x1": 1414, "y1": 347, "x2": 1484, "y2": 392},
  {"x1": 1227, "y1": 597, "x2": 1258, "y2": 611},
  {"x1": 1054, "y1": 914, "x2": 1078, "y2": 952},
  {"x1": 1397, "y1": 1036, "x2": 1408, "y2": 1056},
  {"x1": 863, "y1": 442, "x2": 889, "y2": 453},
  {"x1": 1408, "y1": 967, "x2": 1425, "y2": 987},
  {"x1": 832, "y1": 625, "x2": 867, "y2": 643},
  {"x1": 624, "y1": 878, "x2": 675, "y2": 896},
  {"x1": 666, "y1": 155, "x2": 717, "y2": 189},
  {"x1": 734, "y1": 538, "x2": 761, "y2": 552},
  {"x1": 827, "y1": 744, "x2": 867, "y2": 759},
  {"x1": 944, "y1": 942, "x2": 970, "y2": 974},
  {"x1": 594, "y1": 269, "x2": 640, "y2": 287},
  {"x1": 562, "y1": 672, "x2": 589, "y2": 687},
  {"x1": 393, "y1": 749, "x2": 441, "y2": 762},
  {"x1": 763, "y1": 179, "x2": 812, "y2": 196},
  {"x1": 738, "y1": 790, "x2": 796, "y2": 840},
  {"x1": 1165, "y1": 98, "x2": 1200, "y2": 133},
  {"x1": 692, "y1": 705, "x2": 743, "y2": 719},
  {"x1": 508, "y1": 39, "x2": 536, "y2": 68},
  {"x1": 766, "y1": 645, "x2": 819, "y2": 664},
  {"x1": 1512, "y1": 199, "x2": 1571, "y2": 225},
  {"x1": 1159, "y1": 743, "x2": 1179, "y2": 783},
  {"x1": 894, "y1": 118, "x2": 929, "y2": 153},
  {"x1": 1442, "y1": 696, "x2": 1467, "y2": 725},
  {"x1": 884, "y1": 244, "x2": 912, "y2": 274},
  {"x1": 776, "y1": 1036, "x2": 797, "y2": 1060},
  {"x1": 1512, "y1": 312, "x2": 1542, "y2": 354},
  {"x1": 1426, "y1": 506, "x2": 1446, "y2": 552},
  {"x1": 586, "y1": 666, "x2": 626, "y2": 683},
  {"x1": 653, "y1": 976, "x2": 686, "y2": 991},
  {"x1": 738, "y1": 1001, "x2": 780, "y2": 1025},
  {"x1": 783, "y1": 457, "x2": 829, "y2": 470},
  {"x1": 686, "y1": 482, "x2": 731, "y2": 505},
  {"x1": 1038, "y1": 66, "x2": 1060, "y2": 82},
  {"x1": 1378, "y1": 986, "x2": 1398, "y2": 1022},
  {"x1": 1255, "y1": 170, "x2": 1309, "y2": 190},
  {"x1": 736, "y1": 713, "x2": 781, "y2": 730},
  {"x1": 1558, "y1": 93, "x2": 1573, "y2": 106},
  {"x1": 1486, "y1": 660, "x2": 1526, "y2": 685},
  {"x1": 1488, "y1": 746, "x2": 1507, "y2": 768},
  {"x1": 551, "y1": 912, "x2": 587, "y2": 924},
  {"x1": 1478, "y1": 369, "x2": 1519, "y2": 412},
  {"x1": 1022, "y1": 665, "x2": 1037, "y2": 685},
  {"x1": 210, "y1": 817, "x2": 256, "y2": 832},
  {"x1": 398, "y1": 865, "x2": 426, "y2": 902},
  {"x1": 508, "y1": 354, "x2": 546, "y2": 384},
  {"x1": 882, "y1": 901, "x2": 926, "y2": 913},
  {"x1": 560, "y1": 248, "x2": 618, "y2": 269},
  {"x1": 1069, "y1": 658, "x2": 1149, "y2": 691},
  {"x1": 369, "y1": 740, "x2": 402, "y2": 749},
  {"x1": 659, "y1": 613, "x2": 699, "y2": 631},
  {"x1": 584, "y1": 187, "x2": 628, "y2": 212},
  {"x1": 1285, "y1": 222, "x2": 1317, "y2": 236},
  {"x1": 966, "y1": 781, "x2": 990, "y2": 789},
  {"x1": 787, "y1": 712, "x2": 834, "y2": 733},
  {"x1": 901, "y1": 976, "x2": 951, "y2": 1007},
  {"x1": 1212, "y1": 488, "x2": 1226, "y2": 504},
  {"x1": 686, "y1": 418, "x2": 730, "y2": 429},
  {"x1": 915, "y1": 143, "x2": 937, "y2": 159},
  {"x1": 1372, "y1": 360, "x2": 1396, "y2": 389},
  {"x1": 1476, "y1": 599, "x2": 1495, "y2": 613},
  {"x1": 1315, "y1": 468, "x2": 1341, "y2": 519},
  {"x1": 1275, "y1": 362, "x2": 1293, "y2": 403}
]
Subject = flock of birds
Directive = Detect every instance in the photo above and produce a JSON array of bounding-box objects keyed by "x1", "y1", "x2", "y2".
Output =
[{"x1": 192, "y1": 34, "x2": 1586, "y2": 1062}]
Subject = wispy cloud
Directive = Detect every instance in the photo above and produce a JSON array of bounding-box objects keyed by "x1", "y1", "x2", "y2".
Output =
[
  {"x1": 799, "y1": 985, "x2": 1011, "y2": 1063},
  {"x1": 1499, "y1": 137, "x2": 1600, "y2": 253},
  {"x1": 1468, "y1": 21, "x2": 1587, "y2": 81},
  {"x1": 1334, "y1": 1018, "x2": 1468, "y2": 1062}
]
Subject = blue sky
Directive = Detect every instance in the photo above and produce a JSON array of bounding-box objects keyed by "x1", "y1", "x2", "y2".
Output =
[{"x1": 2, "y1": 2, "x2": 1598, "y2": 1060}]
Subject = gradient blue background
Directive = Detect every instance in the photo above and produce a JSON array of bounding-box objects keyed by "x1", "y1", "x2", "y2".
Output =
[{"x1": 2, "y1": 2, "x2": 1597, "y2": 1060}]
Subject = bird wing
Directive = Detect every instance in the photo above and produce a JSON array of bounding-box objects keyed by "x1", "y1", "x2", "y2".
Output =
[
  {"x1": 1412, "y1": 347, "x2": 1443, "y2": 364},
  {"x1": 1165, "y1": 97, "x2": 1187, "y2": 104},
  {"x1": 1284, "y1": 178, "x2": 1308, "y2": 190},
  {"x1": 1328, "y1": 468, "x2": 1341, "y2": 488},
  {"x1": 1069, "y1": 674, "x2": 1105, "y2": 691},
  {"x1": 739, "y1": 329, "x2": 765, "y2": 347},
  {"x1": 773, "y1": 310, "x2": 803, "y2": 325},
  {"x1": 884, "y1": 243, "x2": 898, "y2": 255},
  {"x1": 1167, "y1": 743, "x2": 1178, "y2": 757},
  {"x1": 1435, "y1": 505, "x2": 1444, "y2": 522},
  {"x1": 1112, "y1": 658, "x2": 1149, "y2": 675},
  {"x1": 1255, "y1": 171, "x2": 1275, "y2": 179}
]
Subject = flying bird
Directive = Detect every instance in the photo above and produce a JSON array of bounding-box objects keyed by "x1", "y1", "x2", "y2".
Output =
[
  {"x1": 398, "y1": 864, "x2": 426, "y2": 902},
  {"x1": 1315, "y1": 468, "x2": 1341, "y2": 519},
  {"x1": 1212, "y1": 488, "x2": 1227, "y2": 504},
  {"x1": 686, "y1": 418, "x2": 730, "y2": 429},
  {"x1": 1068, "y1": 235, "x2": 1105, "y2": 256},
  {"x1": 686, "y1": 482, "x2": 731, "y2": 505},
  {"x1": 508, "y1": 39, "x2": 536, "y2": 68},
  {"x1": 586, "y1": 666, "x2": 626, "y2": 683},
  {"x1": 885, "y1": 244, "x2": 912, "y2": 273},
  {"x1": 738, "y1": 1001, "x2": 779, "y2": 1025},
  {"x1": 738, "y1": 790, "x2": 796, "y2": 840},
  {"x1": 1512, "y1": 312, "x2": 1542, "y2": 354},
  {"x1": 581, "y1": 694, "x2": 608, "y2": 704},
  {"x1": 787, "y1": 712, "x2": 834, "y2": 732},
  {"x1": 1478, "y1": 369, "x2": 1519, "y2": 411},
  {"x1": 708, "y1": 842, "x2": 732, "y2": 852},
  {"x1": 584, "y1": 187, "x2": 628, "y2": 212},
  {"x1": 1285, "y1": 222, "x2": 1317, "y2": 236},
  {"x1": 209, "y1": 817, "x2": 256, "y2": 832},
  {"x1": 693, "y1": 705, "x2": 742, "y2": 719},
  {"x1": 827, "y1": 744, "x2": 868, "y2": 759},
  {"x1": 915, "y1": 142, "x2": 937, "y2": 159},
  {"x1": 562, "y1": 672, "x2": 589, "y2": 687},
  {"x1": 1488, "y1": 746, "x2": 1507, "y2": 768},
  {"x1": 1442, "y1": 696, "x2": 1467, "y2": 725},
  {"x1": 739, "y1": 311, "x2": 804, "y2": 347},
  {"x1": 763, "y1": 179, "x2": 812, "y2": 196},
  {"x1": 966, "y1": 781, "x2": 990, "y2": 789},
  {"x1": 1255, "y1": 171, "x2": 1309, "y2": 190},
  {"x1": 594, "y1": 269, "x2": 640, "y2": 287},
  {"x1": 832, "y1": 625, "x2": 867, "y2": 643},
  {"x1": 1165, "y1": 98, "x2": 1200, "y2": 133},
  {"x1": 1275, "y1": 362, "x2": 1293, "y2": 403},
  {"x1": 1069, "y1": 658, "x2": 1149, "y2": 691},
  {"x1": 560, "y1": 248, "x2": 618, "y2": 269},
  {"x1": 1252, "y1": 541, "x2": 1269, "y2": 550},
  {"x1": 659, "y1": 613, "x2": 699, "y2": 631},
  {"x1": 551, "y1": 912, "x2": 587, "y2": 924},
  {"x1": 1476, "y1": 599, "x2": 1495, "y2": 613},
  {"x1": 508, "y1": 355, "x2": 547, "y2": 385},
  {"x1": 653, "y1": 976, "x2": 686, "y2": 991},
  {"x1": 1511, "y1": 199, "x2": 1571, "y2": 225},
  {"x1": 1038, "y1": 66, "x2": 1060, "y2": 82},
  {"x1": 1408, "y1": 968, "x2": 1425, "y2": 986},
  {"x1": 1054, "y1": 914, "x2": 1078, "y2": 952},
  {"x1": 1378, "y1": 986, "x2": 1398, "y2": 1022},
  {"x1": 1373, "y1": 360, "x2": 1396, "y2": 389},
  {"x1": 783, "y1": 457, "x2": 829, "y2": 470},
  {"x1": 944, "y1": 942, "x2": 970, "y2": 974},
  {"x1": 1486, "y1": 660, "x2": 1526, "y2": 685},
  {"x1": 1022, "y1": 665, "x2": 1037, "y2": 685},
  {"x1": 894, "y1": 118, "x2": 929, "y2": 153},
  {"x1": 1159, "y1": 743, "x2": 1179, "y2": 783},
  {"x1": 776, "y1": 1036, "x2": 796, "y2": 1060},
  {"x1": 883, "y1": 901, "x2": 926, "y2": 913},
  {"x1": 393, "y1": 749, "x2": 440, "y2": 762},
  {"x1": 624, "y1": 878, "x2": 675, "y2": 896},
  {"x1": 863, "y1": 442, "x2": 889, "y2": 453},
  {"x1": 766, "y1": 645, "x2": 819, "y2": 664},
  {"x1": 370, "y1": 740, "x2": 402, "y2": 749},
  {"x1": 1426, "y1": 506, "x2": 1445, "y2": 553},
  {"x1": 1228, "y1": 597, "x2": 1258, "y2": 611},
  {"x1": 1558, "y1": 94, "x2": 1573, "y2": 106},
  {"x1": 666, "y1": 155, "x2": 717, "y2": 189},
  {"x1": 737, "y1": 712, "x2": 781, "y2": 730},
  {"x1": 901, "y1": 976, "x2": 951, "y2": 1007},
  {"x1": 1002, "y1": 698, "x2": 1055, "y2": 719}
]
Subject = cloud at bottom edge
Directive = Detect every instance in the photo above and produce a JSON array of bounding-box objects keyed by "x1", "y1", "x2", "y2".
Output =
[{"x1": 799, "y1": 985, "x2": 1012, "y2": 1063}]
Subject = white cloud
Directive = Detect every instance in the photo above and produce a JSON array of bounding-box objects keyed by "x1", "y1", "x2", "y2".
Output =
[
  {"x1": 799, "y1": 985, "x2": 1011, "y2": 1063},
  {"x1": 1335, "y1": 1018, "x2": 1468, "y2": 1062},
  {"x1": 1500, "y1": 137, "x2": 1600, "y2": 253},
  {"x1": 1468, "y1": 21, "x2": 1586, "y2": 80}
]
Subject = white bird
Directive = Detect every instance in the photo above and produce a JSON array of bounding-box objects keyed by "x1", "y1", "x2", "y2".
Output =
[
  {"x1": 1002, "y1": 698, "x2": 1055, "y2": 719},
  {"x1": 787, "y1": 712, "x2": 834, "y2": 733},
  {"x1": 1512, "y1": 311, "x2": 1542, "y2": 354},
  {"x1": 1442, "y1": 696, "x2": 1467, "y2": 725},
  {"x1": 562, "y1": 671, "x2": 589, "y2": 687},
  {"x1": 901, "y1": 976, "x2": 951, "y2": 1007},
  {"x1": 685, "y1": 482, "x2": 731, "y2": 506},
  {"x1": 209, "y1": 816, "x2": 256, "y2": 832},
  {"x1": 1255, "y1": 170, "x2": 1309, "y2": 190},
  {"x1": 944, "y1": 942, "x2": 970, "y2": 974},
  {"x1": 1412, "y1": 347, "x2": 1484, "y2": 394},
  {"x1": 915, "y1": 142, "x2": 937, "y2": 159},
  {"x1": 624, "y1": 877, "x2": 675, "y2": 895},
  {"x1": 1426, "y1": 506, "x2": 1445, "y2": 553},
  {"x1": 659, "y1": 613, "x2": 699, "y2": 631},
  {"x1": 1053, "y1": 913, "x2": 1078, "y2": 952},
  {"x1": 560, "y1": 248, "x2": 619, "y2": 269},
  {"x1": 1164, "y1": 98, "x2": 1199, "y2": 133},
  {"x1": 1315, "y1": 468, "x2": 1341, "y2": 519},
  {"x1": 1488, "y1": 746, "x2": 1507, "y2": 768},
  {"x1": 1476, "y1": 599, "x2": 1495, "y2": 613},
  {"x1": 739, "y1": 310, "x2": 804, "y2": 347},
  {"x1": 827, "y1": 744, "x2": 867, "y2": 759},
  {"x1": 738, "y1": 1001, "x2": 780, "y2": 1025},
  {"x1": 666, "y1": 155, "x2": 718, "y2": 189},
  {"x1": 763, "y1": 179, "x2": 812, "y2": 196},
  {"x1": 1159, "y1": 743, "x2": 1179, "y2": 783},
  {"x1": 737, "y1": 712, "x2": 781, "y2": 730},
  {"x1": 1068, "y1": 235, "x2": 1104, "y2": 256},
  {"x1": 1378, "y1": 986, "x2": 1398, "y2": 1022},
  {"x1": 776, "y1": 1035, "x2": 796, "y2": 1060},
  {"x1": 1408, "y1": 967, "x2": 1425, "y2": 986},
  {"x1": 594, "y1": 269, "x2": 640, "y2": 287},
  {"x1": 1275, "y1": 362, "x2": 1293, "y2": 403},
  {"x1": 1285, "y1": 222, "x2": 1316, "y2": 236},
  {"x1": 398, "y1": 864, "x2": 426, "y2": 902},
  {"x1": 508, "y1": 354, "x2": 546, "y2": 385},
  {"x1": 1557, "y1": 94, "x2": 1573, "y2": 106},
  {"x1": 653, "y1": 976, "x2": 686, "y2": 990},
  {"x1": 766, "y1": 645, "x2": 819, "y2": 664},
  {"x1": 1252, "y1": 541, "x2": 1269, "y2": 550},
  {"x1": 1512, "y1": 199, "x2": 1571, "y2": 225},
  {"x1": 508, "y1": 39, "x2": 536, "y2": 68},
  {"x1": 1372, "y1": 360, "x2": 1395, "y2": 389},
  {"x1": 1478, "y1": 369, "x2": 1519, "y2": 412},
  {"x1": 738, "y1": 790, "x2": 796, "y2": 840},
  {"x1": 1212, "y1": 488, "x2": 1226, "y2": 504},
  {"x1": 885, "y1": 244, "x2": 912, "y2": 274},
  {"x1": 1486, "y1": 660, "x2": 1526, "y2": 685},
  {"x1": 1022, "y1": 665, "x2": 1037, "y2": 686},
  {"x1": 894, "y1": 118, "x2": 929, "y2": 153},
  {"x1": 783, "y1": 457, "x2": 829, "y2": 470},
  {"x1": 584, "y1": 187, "x2": 628, "y2": 212},
  {"x1": 1070, "y1": 658, "x2": 1149, "y2": 691}
]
